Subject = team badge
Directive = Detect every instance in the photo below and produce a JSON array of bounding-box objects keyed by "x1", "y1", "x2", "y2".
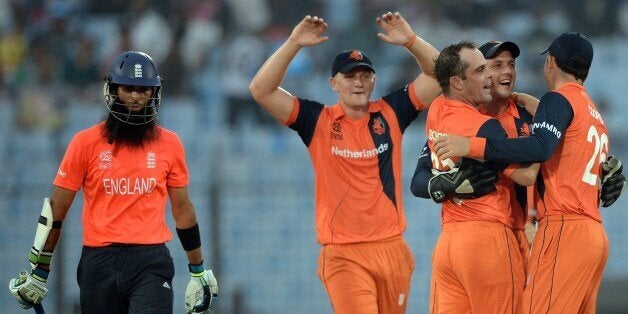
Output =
[
  {"x1": 146, "y1": 151, "x2": 156, "y2": 169},
  {"x1": 134, "y1": 64, "x2": 143, "y2": 78},
  {"x1": 349, "y1": 50, "x2": 363, "y2": 61},
  {"x1": 519, "y1": 122, "x2": 530, "y2": 136},
  {"x1": 371, "y1": 117, "x2": 386, "y2": 135}
]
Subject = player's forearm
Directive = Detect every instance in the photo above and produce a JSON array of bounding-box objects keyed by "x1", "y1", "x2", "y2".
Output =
[
  {"x1": 185, "y1": 247, "x2": 204, "y2": 265},
  {"x1": 406, "y1": 35, "x2": 439, "y2": 78},
  {"x1": 249, "y1": 39, "x2": 302, "y2": 98},
  {"x1": 42, "y1": 187, "x2": 75, "y2": 255}
]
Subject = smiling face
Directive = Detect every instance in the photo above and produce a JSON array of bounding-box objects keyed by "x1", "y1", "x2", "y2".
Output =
[
  {"x1": 331, "y1": 67, "x2": 375, "y2": 112},
  {"x1": 454, "y1": 48, "x2": 492, "y2": 106},
  {"x1": 486, "y1": 49, "x2": 516, "y2": 101}
]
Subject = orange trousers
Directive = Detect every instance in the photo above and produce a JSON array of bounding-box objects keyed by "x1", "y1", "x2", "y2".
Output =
[
  {"x1": 514, "y1": 228, "x2": 532, "y2": 276},
  {"x1": 523, "y1": 214, "x2": 609, "y2": 314},
  {"x1": 318, "y1": 235, "x2": 415, "y2": 314},
  {"x1": 430, "y1": 221, "x2": 525, "y2": 314}
]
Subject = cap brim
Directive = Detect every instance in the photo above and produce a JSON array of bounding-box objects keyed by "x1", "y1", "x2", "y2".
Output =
[
  {"x1": 338, "y1": 62, "x2": 375, "y2": 75},
  {"x1": 540, "y1": 47, "x2": 550, "y2": 55}
]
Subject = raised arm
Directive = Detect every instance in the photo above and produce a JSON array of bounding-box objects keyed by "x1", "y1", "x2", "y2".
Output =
[
  {"x1": 375, "y1": 12, "x2": 441, "y2": 106},
  {"x1": 249, "y1": 15, "x2": 329, "y2": 123}
]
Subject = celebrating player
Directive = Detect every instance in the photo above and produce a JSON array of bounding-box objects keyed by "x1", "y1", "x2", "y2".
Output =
[
  {"x1": 8, "y1": 51, "x2": 218, "y2": 314},
  {"x1": 433, "y1": 32, "x2": 626, "y2": 313},
  {"x1": 411, "y1": 41, "x2": 539, "y2": 313},
  {"x1": 249, "y1": 12, "x2": 440, "y2": 313},
  {"x1": 411, "y1": 40, "x2": 540, "y2": 276}
]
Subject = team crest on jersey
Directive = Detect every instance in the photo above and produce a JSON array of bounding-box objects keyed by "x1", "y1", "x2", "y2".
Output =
[
  {"x1": 99, "y1": 150, "x2": 113, "y2": 169},
  {"x1": 146, "y1": 151, "x2": 156, "y2": 169},
  {"x1": 371, "y1": 117, "x2": 386, "y2": 135},
  {"x1": 331, "y1": 121, "x2": 343, "y2": 140},
  {"x1": 519, "y1": 122, "x2": 531, "y2": 136},
  {"x1": 134, "y1": 64, "x2": 143, "y2": 78}
]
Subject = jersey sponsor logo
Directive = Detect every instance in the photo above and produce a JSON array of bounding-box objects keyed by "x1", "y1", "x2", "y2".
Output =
[
  {"x1": 531, "y1": 121, "x2": 561, "y2": 139},
  {"x1": 99, "y1": 150, "x2": 113, "y2": 169},
  {"x1": 146, "y1": 151, "x2": 156, "y2": 169},
  {"x1": 134, "y1": 63, "x2": 143, "y2": 78},
  {"x1": 331, "y1": 143, "x2": 389, "y2": 158},
  {"x1": 588, "y1": 105, "x2": 604, "y2": 124},
  {"x1": 331, "y1": 121, "x2": 343, "y2": 140},
  {"x1": 371, "y1": 117, "x2": 386, "y2": 135},
  {"x1": 102, "y1": 177, "x2": 157, "y2": 195},
  {"x1": 57, "y1": 168, "x2": 67, "y2": 177},
  {"x1": 427, "y1": 129, "x2": 449, "y2": 141}
]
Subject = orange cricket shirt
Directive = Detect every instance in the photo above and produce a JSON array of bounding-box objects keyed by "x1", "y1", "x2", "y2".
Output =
[
  {"x1": 535, "y1": 83, "x2": 608, "y2": 222},
  {"x1": 53, "y1": 122, "x2": 189, "y2": 246},
  {"x1": 286, "y1": 83, "x2": 426, "y2": 244},
  {"x1": 480, "y1": 99, "x2": 534, "y2": 230},
  {"x1": 426, "y1": 95, "x2": 515, "y2": 228}
]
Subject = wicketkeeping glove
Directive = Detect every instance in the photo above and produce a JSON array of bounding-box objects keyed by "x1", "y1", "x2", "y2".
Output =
[
  {"x1": 185, "y1": 262, "x2": 218, "y2": 313},
  {"x1": 601, "y1": 155, "x2": 625, "y2": 207},
  {"x1": 8, "y1": 267, "x2": 49, "y2": 309},
  {"x1": 428, "y1": 160, "x2": 498, "y2": 203}
]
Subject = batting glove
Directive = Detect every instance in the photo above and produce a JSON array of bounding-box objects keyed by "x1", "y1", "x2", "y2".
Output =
[
  {"x1": 601, "y1": 155, "x2": 625, "y2": 207},
  {"x1": 185, "y1": 262, "x2": 218, "y2": 313},
  {"x1": 8, "y1": 267, "x2": 49, "y2": 309},
  {"x1": 428, "y1": 161, "x2": 498, "y2": 203}
]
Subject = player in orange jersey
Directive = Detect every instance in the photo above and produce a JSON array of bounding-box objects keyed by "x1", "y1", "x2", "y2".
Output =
[
  {"x1": 434, "y1": 32, "x2": 626, "y2": 313},
  {"x1": 249, "y1": 12, "x2": 441, "y2": 313},
  {"x1": 478, "y1": 40, "x2": 538, "y2": 273},
  {"x1": 411, "y1": 40, "x2": 540, "y2": 278},
  {"x1": 411, "y1": 40, "x2": 539, "y2": 314},
  {"x1": 9, "y1": 51, "x2": 218, "y2": 314}
]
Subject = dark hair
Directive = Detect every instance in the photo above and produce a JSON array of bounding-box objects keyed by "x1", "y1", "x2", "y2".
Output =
[
  {"x1": 434, "y1": 41, "x2": 476, "y2": 94},
  {"x1": 553, "y1": 57, "x2": 589, "y2": 81}
]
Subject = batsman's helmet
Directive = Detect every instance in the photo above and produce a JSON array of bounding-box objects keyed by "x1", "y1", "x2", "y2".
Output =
[{"x1": 103, "y1": 51, "x2": 162, "y2": 125}]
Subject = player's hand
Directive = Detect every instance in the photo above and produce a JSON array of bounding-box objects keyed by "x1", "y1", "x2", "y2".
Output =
[
  {"x1": 8, "y1": 268, "x2": 49, "y2": 309},
  {"x1": 288, "y1": 15, "x2": 329, "y2": 48},
  {"x1": 512, "y1": 92, "x2": 539, "y2": 117},
  {"x1": 524, "y1": 222, "x2": 536, "y2": 246},
  {"x1": 601, "y1": 155, "x2": 625, "y2": 207},
  {"x1": 434, "y1": 135, "x2": 471, "y2": 160},
  {"x1": 375, "y1": 12, "x2": 415, "y2": 45},
  {"x1": 428, "y1": 161, "x2": 498, "y2": 203},
  {"x1": 185, "y1": 263, "x2": 218, "y2": 313}
]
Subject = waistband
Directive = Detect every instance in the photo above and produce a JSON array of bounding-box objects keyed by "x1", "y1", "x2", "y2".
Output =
[
  {"x1": 540, "y1": 214, "x2": 599, "y2": 223},
  {"x1": 323, "y1": 234, "x2": 404, "y2": 248},
  {"x1": 442, "y1": 220, "x2": 510, "y2": 231},
  {"x1": 84, "y1": 243, "x2": 165, "y2": 250}
]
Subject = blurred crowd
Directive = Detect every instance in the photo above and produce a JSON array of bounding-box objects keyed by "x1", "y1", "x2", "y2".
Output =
[{"x1": 1, "y1": 0, "x2": 627, "y2": 132}]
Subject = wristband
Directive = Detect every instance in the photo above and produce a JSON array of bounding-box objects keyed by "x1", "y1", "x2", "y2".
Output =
[
  {"x1": 403, "y1": 35, "x2": 418, "y2": 48},
  {"x1": 176, "y1": 223, "x2": 201, "y2": 251},
  {"x1": 188, "y1": 261, "x2": 204, "y2": 274}
]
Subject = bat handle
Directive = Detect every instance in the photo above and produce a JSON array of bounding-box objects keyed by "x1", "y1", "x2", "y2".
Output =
[{"x1": 33, "y1": 303, "x2": 45, "y2": 314}]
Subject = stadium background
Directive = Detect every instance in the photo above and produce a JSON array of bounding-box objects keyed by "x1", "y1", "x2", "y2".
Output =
[{"x1": 0, "y1": 0, "x2": 626, "y2": 313}]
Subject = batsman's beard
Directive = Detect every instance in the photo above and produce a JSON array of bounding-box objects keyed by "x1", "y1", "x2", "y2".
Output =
[{"x1": 102, "y1": 112, "x2": 159, "y2": 148}]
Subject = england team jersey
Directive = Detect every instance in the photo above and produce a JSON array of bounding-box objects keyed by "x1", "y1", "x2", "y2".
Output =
[{"x1": 54, "y1": 122, "x2": 189, "y2": 246}]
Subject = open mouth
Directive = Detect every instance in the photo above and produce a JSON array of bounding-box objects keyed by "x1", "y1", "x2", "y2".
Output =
[{"x1": 498, "y1": 79, "x2": 512, "y2": 87}]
